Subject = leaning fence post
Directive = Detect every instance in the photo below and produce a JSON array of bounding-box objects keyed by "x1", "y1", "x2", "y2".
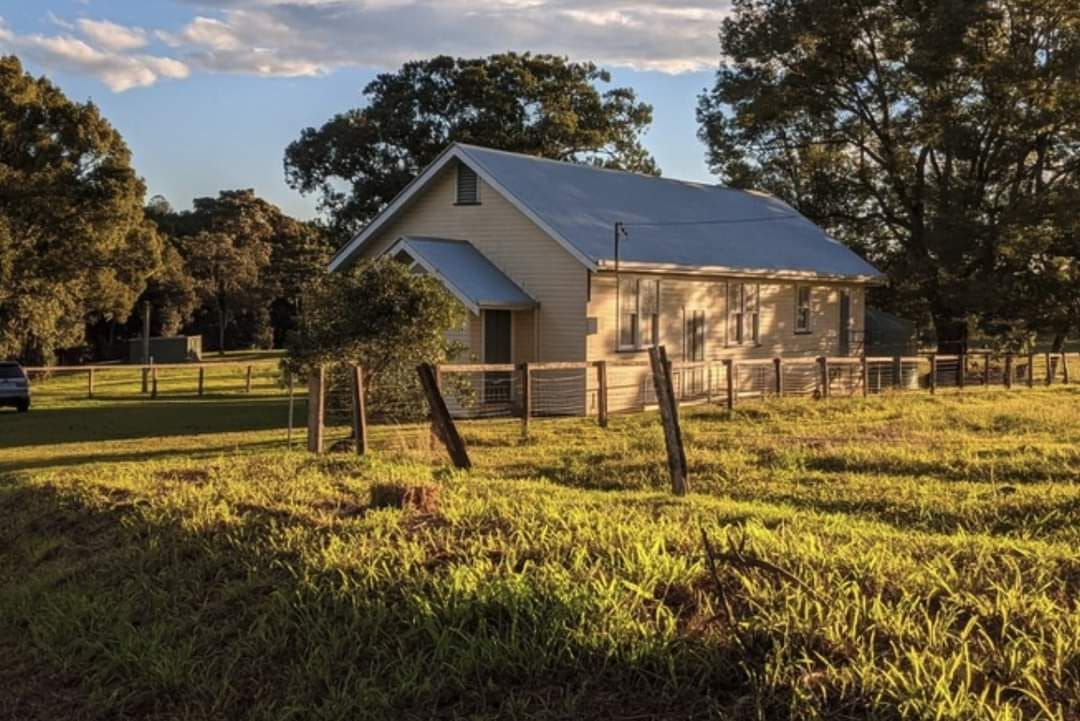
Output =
[
  {"x1": 774, "y1": 357, "x2": 784, "y2": 397},
  {"x1": 87, "y1": 368, "x2": 95, "y2": 399},
  {"x1": 351, "y1": 365, "x2": 367, "y2": 456},
  {"x1": 307, "y1": 367, "x2": 325, "y2": 454},
  {"x1": 520, "y1": 362, "x2": 532, "y2": 437},
  {"x1": 724, "y1": 359, "x2": 736, "y2": 410},
  {"x1": 417, "y1": 363, "x2": 470, "y2": 469},
  {"x1": 596, "y1": 361, "x2": 609, "y2": 428},
  {"x1": 648, "y1": 346, "x2": 689, "y2": 496}
]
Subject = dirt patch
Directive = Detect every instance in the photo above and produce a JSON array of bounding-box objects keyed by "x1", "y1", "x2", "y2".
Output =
[{"x1": 370, "y1": 483, "x2": 441, "y2": 514}]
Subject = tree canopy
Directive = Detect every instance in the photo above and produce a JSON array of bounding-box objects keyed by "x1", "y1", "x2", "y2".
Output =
[
  {"x1": 698, "y1": 0, "x2": 1080, "y2": 350},
  {"x1": 285, "y1": 53, "x2": 657, "y2": 237},
  {"x1": 0, "y1": 55, "x2": 161, "y2": 364}
]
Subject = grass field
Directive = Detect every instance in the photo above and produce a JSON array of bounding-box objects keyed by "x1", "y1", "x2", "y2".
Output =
[{"x1": 1, "y1": 370, "x2": 1078, "y2": 720}]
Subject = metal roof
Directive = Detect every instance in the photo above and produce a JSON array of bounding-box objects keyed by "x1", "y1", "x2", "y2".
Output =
[
  {"x1": 393, "y1": 236, "x2": 537, "y2": 314},
  {"x1": 455, "y1": 144, "x2": 884, "y2": 281}
]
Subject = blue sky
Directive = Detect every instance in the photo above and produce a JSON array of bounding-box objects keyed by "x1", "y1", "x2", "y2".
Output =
[{"x1": 0, "y1": 0, "x2": 726, "y2": 220}]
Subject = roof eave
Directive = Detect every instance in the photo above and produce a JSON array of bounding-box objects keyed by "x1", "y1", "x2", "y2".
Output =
[{"x1": 595, "y1": 259, "x2": 887, "y2": 285}]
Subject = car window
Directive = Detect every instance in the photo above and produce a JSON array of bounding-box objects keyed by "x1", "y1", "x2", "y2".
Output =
[{"x1": 0, "y1": 365, "x2": 24, "y2": 379}]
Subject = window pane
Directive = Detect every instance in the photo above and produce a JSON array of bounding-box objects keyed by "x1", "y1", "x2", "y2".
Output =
[
  {"x1": 640, "y1": 279, "x2": 658, "y2": 315},
  {"x1": 746, "y1": 284, "x2": 759, "y2": 313},
  {"x1": 750, "y1": 313, "x2": 760, "y2": 343},
  {"x1": 621, "y1": 313, "x2": 638, "y2": 347},
  {"x1": 618, "y1": 277, "x2": 637, "y2": 347},
  {"x1": 728, "y1": 282, "x2": 741, "y2": 311}
]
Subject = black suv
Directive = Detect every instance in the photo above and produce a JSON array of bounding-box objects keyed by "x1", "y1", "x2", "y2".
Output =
[{"x1": 0, "y1": 362, "x2": 30, "y2": 412}]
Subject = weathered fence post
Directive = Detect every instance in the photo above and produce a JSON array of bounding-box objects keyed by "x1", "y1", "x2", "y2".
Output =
[
  {"x1": 245, "y1": 365, "x2": 253, "y2": 393},
  {"x1": 307, "y1": 367, "x2": 325, "y2": 453},
  {"x1": 983, "y1": 353, "x2": 991, "y2": 386},
  {"x1": 894, "y1": 356, "x2": 903, "y2": 390},
  {"x1": 351, "y1": 365, "x2": 367, "y2": 456},
  {"x1": 860, "y1": 356, "x2": 869, "y2": 397},
  {"x1": 958, "y1": 354, "x2": 966, "y2": 390},
  {"x1": 198, "y1": 366, "x2": 205, "y2": 396},
  {"x1": 928, "y1": 354, "x2": 937, "y2": 395},
  {"x1": 286, "y1": 370, "x2": 295, "y2": 449},
  {"x1": 818, "y1": 356, "x2": 830, "y2": 399},
  {"x1": 87, "y1": 368, "x2": 95, "y2": 400},
  {"x1": 774, "y1": 357, "x2": 784, "y2": 397},
  {"x1": 724, "y1": 359, "x2": 736, "y2": 410},
  {"x1": 142, "y1": 366, "x2": 149, "y2": 394},
  {"x1": 648, "y1": 346, "x2": 689, "y2": 496},
  {"x1": 596, "y1": 361, "x2": 609, "y2": 428},
  {"x1": 1005, "y1": 354, "x2": 1014, "y2": 389},
  {"x1": 151, "y1": 360, "x2": 158, "y2": 399},
  {"x1": 1027, "y1": 352, "x2": 1035, "y2": 388},
  {"x1": 417, "y1": 363, "x2": 471, "y2": 469},
  {"x1": 520, "y1": 362, "x2": 532, "y2": 437},
  {"x1": 1063, "y1": 353, "x2": 1071, "y2": 385},
  {"x1": 1045, "y1": 352, "x2": 1054, "y2": 385}
]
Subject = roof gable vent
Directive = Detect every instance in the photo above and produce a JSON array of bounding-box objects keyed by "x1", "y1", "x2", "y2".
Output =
[{"x1": 456, "y1": 163, "x2": 479, "y2": 205}]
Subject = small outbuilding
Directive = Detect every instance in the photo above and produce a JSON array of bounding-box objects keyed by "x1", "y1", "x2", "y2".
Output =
[{"x1": 128, "y1": 335, "x2": 203, "y2": 364}]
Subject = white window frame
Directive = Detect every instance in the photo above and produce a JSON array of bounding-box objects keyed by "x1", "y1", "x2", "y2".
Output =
[
  {"x1": 616, "y1": 276, "x2": 660, "y2": 351},
  {"x1": 727, "y1": 282, "x2": 760, "y2": 346},
  {"x1": 795, "y1": 284, "x2": 813, "y2": 334}
]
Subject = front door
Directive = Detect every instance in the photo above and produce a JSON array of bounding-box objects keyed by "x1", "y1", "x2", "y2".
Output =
[
  {"x1": 839, "y1": 291, "x2": 852, "y2": 356},
  {"x1": 483, "y1": 310, "x2": 513, "y2": 404}
]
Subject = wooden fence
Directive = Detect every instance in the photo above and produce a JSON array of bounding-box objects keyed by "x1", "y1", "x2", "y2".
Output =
[{"x1": 23, "y1": 360, "x2": 282, "y2": 399}]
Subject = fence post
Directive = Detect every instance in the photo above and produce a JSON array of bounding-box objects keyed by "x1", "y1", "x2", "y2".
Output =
[
  {"x1": 818, "y1": 356, "x2": 830, "y2": 399},
  {"x1": 1045, "y1": 352, "x2": 1053, "y2": 385},
  {"x1": 1005, "y1": 354, "x2": 1013, "y2": 389},
  {"x1": 928, "y1": 354, "x2": 937, "y2": 395},
  {"x1": 417, "y1": 363, "x2": 471, "y2": 469},
  {"x1": 958, "y1": 353, "x2": 966, "y2": 390},
  {"x1": 151, "y1": 360, "x2": 158, "y2": 399},
  {"x1": 307, "y1": 367, "x2": 325, "y2": 454},
  {"x1": 286, "y1": 371, "x2": 294, "y2": 449},
  {"x1": 774, "y1": 357, "x2": 784, "y2": 397},
  {"x1": 894, "y1": 356, "x2": 903, "y2": 390},
  {"x1": 1063, "y1": 353, "x2": 1071, "y2": 384},
  {"x1": 142, "y1": 365, "x2": 149, "y2": 394},
  {"x1": 245, "y1": 365, "x2": 253, "y2": 393},
  {"x1": 198, "y1": 366, "x2": 205, "y2": 396},
  {"x1": 87, "y1": 368, "x2": 95, "y2": 400},
  {"x1": 1027, "y1": 352, "x2": 1035, "y2": 388},
  {"x1": 351, "y1": 365, "x2": 367, "y2": 456},
  {"x1": 724, "y1": 359, "x2": 736, "y2": 410},
  {"x1": 860, "y1": 356, "x2": 869, "y2": 397},
  {"x1": 648, "y1": 346, "x2": 689, "y2": 496},
  {"x1": 596, "y1": 361, "x2": 609, "y2": 428},
  {"x1": 983, "y1": 353, "x2": 991, "y2": 386},
  {"x1": 520, "y1": 362, "x2": 532, "y2": 437}
]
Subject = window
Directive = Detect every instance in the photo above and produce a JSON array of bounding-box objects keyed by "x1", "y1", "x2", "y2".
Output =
[
  {"x1": 456, "y1": 163, "x2": 479, "y2": 204},
  {"x1": 727, "y1": 282, "x2": 760, "y2": 345},
  {"x1": 687, "y1": 310, "x2": 705, "y2": 361},
  {"x1": 618, "y1": 276, "x2": 660, "y2": 350},
  {"x1": 795, "y1": 285, "x2": 812, "y2": 333}
]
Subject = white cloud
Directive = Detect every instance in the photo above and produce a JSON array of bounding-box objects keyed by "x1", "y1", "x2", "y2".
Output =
[
  {"x1": 0, "y1": 16, "x2": 189, "y2": 92},
  {"x1": 76, "y1": 18, "x2": 149, "y2": 52},
  {"x1": 2, "y1": 1, "x2": 728, "y2": 93}
]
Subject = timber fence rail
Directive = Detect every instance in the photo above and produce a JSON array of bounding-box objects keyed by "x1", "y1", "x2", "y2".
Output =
[{"x1": 23, "y1": 360, "x2": 284, "y2": 400}]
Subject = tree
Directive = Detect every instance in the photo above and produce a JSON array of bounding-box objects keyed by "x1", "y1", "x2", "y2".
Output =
[
  {"x1": 286, "y1": 260, "x2": 464, "y2": 416},
  {"x1": 0, "y1": 55, "x2": 161, "y2": 364},
  {"x1": 698, "y1": 0, "x2": 1080, "y2": 350},
  {"x1": 183, "y1": 231, "x2": 270, "y2": 355},
  {"x1": 285, "y1": 53, "x2": 657, "y2": 236}
]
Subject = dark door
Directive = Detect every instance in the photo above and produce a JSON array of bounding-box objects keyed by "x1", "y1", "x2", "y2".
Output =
[
  {"x1": 483, "y1": 310, "x2": 513, "y2": 404},
  {"x1": 839, "y1": 291, "x2": 851, "y2": 356}
]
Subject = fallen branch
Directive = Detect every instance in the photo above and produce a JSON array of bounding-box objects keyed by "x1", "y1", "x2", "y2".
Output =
[{"x1": 701, "y1": 526, "x2": 823, "y2": 604}]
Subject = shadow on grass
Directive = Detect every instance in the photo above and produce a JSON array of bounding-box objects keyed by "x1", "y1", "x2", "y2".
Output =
[
  {"x1": 0, "y1": 396, "x2": 305, "y2": 449},
  {"x1": 0, "y1": 480, "x2": 780, "y2": 721},
  {"x1": 0, "y1": 439, "x2": 290, "y2": 474}
]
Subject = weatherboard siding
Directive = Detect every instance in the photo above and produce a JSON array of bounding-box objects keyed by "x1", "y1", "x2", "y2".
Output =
[{"x1": 357, "y1": 163, "x2": 587, "y2": 364}]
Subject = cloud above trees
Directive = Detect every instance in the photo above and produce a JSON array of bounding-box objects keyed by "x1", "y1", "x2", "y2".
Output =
[{"x1": 0, "y1": 0, "x2": 729, "y2": 91}]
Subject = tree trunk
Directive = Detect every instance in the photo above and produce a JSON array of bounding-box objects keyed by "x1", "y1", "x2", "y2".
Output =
[
  {"x1": 933, "y1": 315, "x2": 968, "y2": 355},
  {"x1": 1051, "y1": 334, "x2": 1066, "y2": 353}
]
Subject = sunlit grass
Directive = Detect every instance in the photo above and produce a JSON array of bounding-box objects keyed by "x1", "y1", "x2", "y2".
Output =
[{"x1": 1, "y1": 382, "x2": 1078, "y2": 719}]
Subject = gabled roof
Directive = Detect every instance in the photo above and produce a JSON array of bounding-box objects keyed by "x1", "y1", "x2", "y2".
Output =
[
  {"x1": 389, "y1": 236, "x2": 537, "y2": 314},
  {"x1": 330, "y1": 143, "x2": 885, "y2": 282}
]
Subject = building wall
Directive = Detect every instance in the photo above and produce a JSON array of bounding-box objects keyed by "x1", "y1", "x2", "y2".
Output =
[{"x1": 356, "y1": 161, "x2": 587, "y2": 363}]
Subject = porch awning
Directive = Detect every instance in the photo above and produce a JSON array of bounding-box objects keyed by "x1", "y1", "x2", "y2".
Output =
[{"x1": 389, "y1": 236, "x2": 538, "y2": 315}]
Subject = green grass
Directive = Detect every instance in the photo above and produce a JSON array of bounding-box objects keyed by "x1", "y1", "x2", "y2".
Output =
[{"x1": 1, "y1": 377, "x2": 1078, "y2": 720}]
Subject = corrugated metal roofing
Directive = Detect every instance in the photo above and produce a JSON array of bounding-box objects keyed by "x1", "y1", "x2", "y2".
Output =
[
  {"x1": 398, "y1": 236, "x2": 537, "y2": 313},
  {"x1": 455, "y1": 144, "x2": 883, "y2": 280}
]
